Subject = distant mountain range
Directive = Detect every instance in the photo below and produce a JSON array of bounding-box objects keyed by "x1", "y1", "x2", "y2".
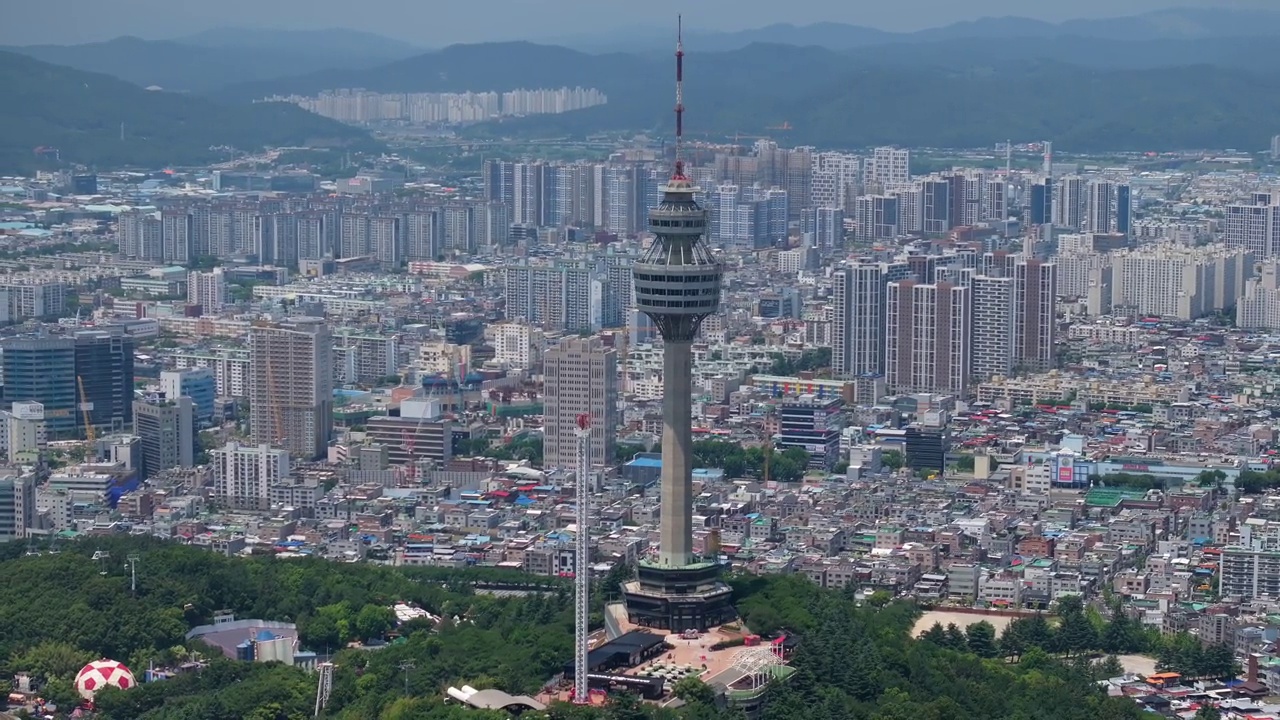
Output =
[
  {"x1": 556, "y1": 7, "x2": 1280, "y2": 52},
  {"x1": 5, "y1": 7, "x2": 1280, "y2": 172},
  {"x1": 205, "y1": 39, "x2": 1280, "y2": 152},
  {"x1": 174, "y1": 27, "x2": 424, "y2": 59},
  {"x1": 3, "y1": 28, "x2": 423, "y2": 94},
  {"x1": 0, "y1": 51, "x2": 373, "y2": 173}
]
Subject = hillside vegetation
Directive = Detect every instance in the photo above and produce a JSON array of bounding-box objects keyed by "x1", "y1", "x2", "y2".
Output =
[
  {"x1": 221, "y1": 41, "x2": 1280, "y2": 152},
  {"x1": 0, "y1": 51, "x2": 374, "y2": 174},
  {"x1": 0, "y1": 536, "x2": 1151, "y2": 720}
]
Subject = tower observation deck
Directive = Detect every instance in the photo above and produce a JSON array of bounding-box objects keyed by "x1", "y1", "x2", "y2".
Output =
[{"x1": 621, "y1": 19, "x2": 734, "y2": 633}]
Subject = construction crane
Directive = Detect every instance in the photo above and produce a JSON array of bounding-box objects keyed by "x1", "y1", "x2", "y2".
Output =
[
  {"x1": 264, "y1": 347, "x2": 285, "y2": 444},
  {"x1": 77, "y1": 375, "x2": 95, "y2": 445},
  {"x1": 572, "y1": 413, "x2": 592, "y2": 705},
  {"x1": 762, "y1": 435, "x2": 774, "y2": 485}
]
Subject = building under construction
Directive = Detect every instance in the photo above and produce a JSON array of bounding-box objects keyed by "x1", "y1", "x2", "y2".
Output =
[
  {"x1": 248, "y1": 318, "x2": 333, "y2": 460},
  {"x1": 363, "y1": 398, "x2": 455, "y2": 470}
]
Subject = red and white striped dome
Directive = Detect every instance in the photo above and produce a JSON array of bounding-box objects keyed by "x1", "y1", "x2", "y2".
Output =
[{"x1": 74, "y1": 659, "x2": 136, "y2": 700}]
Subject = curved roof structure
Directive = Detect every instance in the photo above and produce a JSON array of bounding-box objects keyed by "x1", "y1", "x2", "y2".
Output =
[{"x1": 455, "y1": 688, "x2": 546, "y2": 712}]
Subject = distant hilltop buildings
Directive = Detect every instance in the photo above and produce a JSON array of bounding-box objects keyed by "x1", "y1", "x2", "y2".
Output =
[{"x1": 265, "y1": 87, "x2": 607, "y2": 125}]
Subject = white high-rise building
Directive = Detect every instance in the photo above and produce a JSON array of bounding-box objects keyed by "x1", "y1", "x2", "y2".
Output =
[
  {"x1": 811, "y1": 152, "x2": 862, "y2": 210},
  {"x1": 542, "y1": 336, "x2": 617, "y2": 472},
  {"x1": 1087, "y1": 180, "x2": 1114, "y2": 234},
  {"x1": 1224, "y1": 199, "x2": 1280, "y2": 258},
  {"x1": 1237, "y1": 260, "x2": 1280, "y2": 330},
  {"x1": 1112, "y1": 244, "x2": 1252, "y2": 320},
  {"x1": 120, "y1": 210, "x2": 164, "y2": 261},
  {"x1": 865, "y1": 147, "x2": 911, "y2": 187},
  {"x1": 212, "y1": 442, "x2": 289, "y2": 510},
  {"x1": 970, "y1": 276, "x2": 1014, "y2": 382},
  {"x1": 814, "y1": 207, "x2": 845, "y2": 250},
  {"x1": 854, "y1": 195, "x2": 899, "y2": 240},
  {"x1": 188, "y1": 268, "x2": 227, "y2": 312},
  {"x1": 502, "y1": 265, "x2": 604, "y2": 332},
  {"x1": 1054, "y1": 176, "x2": 1086, "y2": 230},
  {"x1": 5, "y1": 401, "x2": 46, "y2": 465},
  {"x1": 491, "y1": 323, "x2": 544, "y2": 369}
]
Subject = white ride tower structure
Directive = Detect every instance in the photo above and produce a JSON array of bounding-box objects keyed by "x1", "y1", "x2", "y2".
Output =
[{"x1": 572, "y1": 412, "x2": 592, "y2": 704}]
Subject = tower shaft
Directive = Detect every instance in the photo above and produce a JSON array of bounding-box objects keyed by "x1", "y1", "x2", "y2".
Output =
[{"x1": 658, "y1": 340, "x2": 694, "y2": 566}]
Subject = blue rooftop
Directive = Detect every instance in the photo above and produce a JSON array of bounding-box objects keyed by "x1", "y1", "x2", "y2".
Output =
[{"x1": 628, "y1": 457, "x2": 662, "y2": 468}]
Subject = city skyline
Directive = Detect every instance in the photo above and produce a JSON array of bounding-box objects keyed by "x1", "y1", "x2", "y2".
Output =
[{"x1": 5, "y1": 0, "x2": 1274, "y2": 46}]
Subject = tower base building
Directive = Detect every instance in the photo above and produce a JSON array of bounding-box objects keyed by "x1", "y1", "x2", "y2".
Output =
[{"x1": 621, "y1": 562, "x2": 735, "y2": 632}]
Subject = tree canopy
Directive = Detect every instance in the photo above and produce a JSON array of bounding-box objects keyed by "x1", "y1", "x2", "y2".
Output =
[{"x1": 0, "y1": 538, "x2": 1164, "y2": 720}]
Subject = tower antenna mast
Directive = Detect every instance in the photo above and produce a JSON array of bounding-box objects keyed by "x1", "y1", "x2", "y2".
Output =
[{"x1": 674, "y1": 15, "x2": 685, "y2": 177}]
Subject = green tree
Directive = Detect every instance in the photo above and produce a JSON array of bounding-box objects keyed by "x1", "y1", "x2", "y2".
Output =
[
  {"x1": 882, "y1": 450, "x2": 905, "y2": 471},
  {"x1": 1097, "y1": 654, "x2": 1126, "y2": 678},
  {"x1": 8, "y1": 641, "x2": 94, "y2": 681},
  {"x1": 355, "y1": 604, "x2": 396, "y2": 642},
  {"x1": 965, "y1": 621, "x2": 999, "y2": 658},
  {"x1": 671, "y1": 676, "x2": 716, "y2": 706}
]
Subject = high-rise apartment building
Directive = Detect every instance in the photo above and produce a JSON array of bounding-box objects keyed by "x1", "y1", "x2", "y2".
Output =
[
  {"x1": 502, "y1": 265, "x2": 604, "y2": 332},
  {"x1": 1012, "y1": 258, "x2": 1058, "y2": 373},
  {"x1": 1225, "y1": 198, "x2": 1280, "y2": 258},
  {"x1": 854, "y1": 195, "x2": 899, "y2": 240},
  {"x1": 865, "y1": 147, "x2": 911, "y2": 187},
  {"x1": 134, "y1": 394, "x2": 195, "y2": 479},
  {"x1": 119, "y1": 210, "x2": 164, "y2": 261},
  {"x1": 811, "y1": 152, "x2": 861, "y2": 210},
  {"x1": 188, "y1": 268, "x2": 227, "y2": 312},
  {"x1": 491, "y1": 323, "x2": 544, "y2": 369},
  {"x1": 249, "y1": 318, "x2": 333, "y2": 460},
  {"x1": 1238, "y1": 260, "x2": 1280, "y2": 330},
  {"x1": 1054, "y1": 176, "x2": 1086, "y2": 230},
  {"x1": 1086, "y1": 180, "x2": 1114, "y2": 234},
  {"x1": 0, "y1": 281, "x2": 67, "y2": 321},
  {"x1": 832, "y1": 260, "x2": 909, "y2": 379},
  {"x1": 212, "y1": 442, "x2": 289, "y2": 511},
  {"x1": 814, "y1": 207, "x2": 844, "y2": 250},
  {"x1": 542, "y1": 337, "x2": 617, "y2": 472},
  {"x1": 404, "y1": 208, "x2": 443, "y2": 260},
  {"x1": 1115, "y1": 184, "x2": 1132, "y2": 236},
  {"x1": 970, "y1": 275, "x2": 1014, "y2": 382},
  {"x1": 333, "y1": 331, "x2": 399, "y2": 385},
  {"x1": 1029, "y1": 179, "x2": 1053, "y2": 225},
  {"x1": 920, "y1": 179, "x2": 951, "y2": 234},
  {"x1": 442, "y1": 204, "x2": 476, "y2": 254},
  {"x1": 1111, "y1": 244, "x2": 1251, "y2": 320},
  {"x1": 885, "y1": 280, "x2": 971, "y2": 395}
]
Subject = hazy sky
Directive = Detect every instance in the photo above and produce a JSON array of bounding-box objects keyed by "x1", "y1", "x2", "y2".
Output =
[{"x1": 4, "y1": 0, "x2": 1275, "y2": 46}]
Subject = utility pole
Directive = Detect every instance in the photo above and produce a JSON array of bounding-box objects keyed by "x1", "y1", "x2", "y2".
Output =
[
  {"x1": 398, "y1": 661, "x2": 415, "y2": 696},
  {"x1": 127, "y1": 553, "x2": 140, "y2": 596}
]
